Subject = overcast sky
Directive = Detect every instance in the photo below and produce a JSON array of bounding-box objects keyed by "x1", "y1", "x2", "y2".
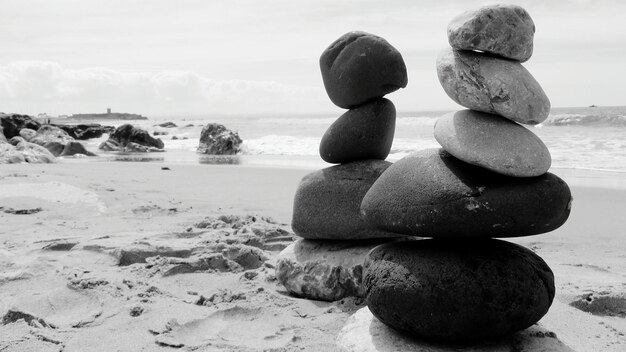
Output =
[{"x1": 1, "y1": 0, "x2": 625, "y2": 117}]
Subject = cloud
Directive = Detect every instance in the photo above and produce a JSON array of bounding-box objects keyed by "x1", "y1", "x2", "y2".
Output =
[{"x1": 0, "y1": 61, "x2": 324, "y2": 116}]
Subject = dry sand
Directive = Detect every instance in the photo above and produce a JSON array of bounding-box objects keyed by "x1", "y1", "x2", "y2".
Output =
[{"x1": 0, "y1": 162, "x2": 624, "y2": 351}]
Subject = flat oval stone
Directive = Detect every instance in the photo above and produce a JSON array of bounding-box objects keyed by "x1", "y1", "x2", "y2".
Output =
[
  {"x1": 364, "y1": 239, "x2": 555, "y2": 342},
  {"x1": 320, "y1": 98, "x2": 396, "y2": 164},
  {"x1": 360, "y1": 149, "x2": 571, "y2": 238},
  {"x1": 448, "y1": 4, "x2": 535, "y2": 62},
  {"x1": 436, "y1": 48, "x2": 550, "y2": 125},
  {"x1": 320, "y1": 31, "x2": 408, "y2": 108},
  {"x1": 434, "y1": 110, "x2": 551, "y2": 177},
  {"x1": 276, "y1": 238, "x2": 391, "y2": 301},
  {"x1": 292, "y1": 160, "x2": 400, "y2": 240}
]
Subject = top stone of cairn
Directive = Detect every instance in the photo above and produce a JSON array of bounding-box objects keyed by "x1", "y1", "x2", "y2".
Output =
[
  {"x1": 320, "y1": 31, "x2": 408, "y2": 109},
  {"x1": 447, "y1": 4, "x2": 535, "y2": 62}
]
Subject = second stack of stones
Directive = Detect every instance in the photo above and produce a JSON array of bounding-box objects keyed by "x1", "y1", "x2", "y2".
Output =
[
  {"x1": 275, "y1": 31, "x2": 408, "y2": 302},
  {"x1": 359, "y1": 4, "x2": 574, "y2": 342}
]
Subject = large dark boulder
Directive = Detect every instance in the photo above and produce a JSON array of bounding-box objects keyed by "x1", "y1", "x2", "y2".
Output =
[
  {"x1": 54, "y1": 124, "x2": 115, "y2": 140},
  {"x1": 320, "y1": 31, "x2": 408, "y2": 108},
  {"x1": 100, "y1": 124, "x2": 164, "y2": 152},
  {"x1": 319, "y1": 98, "x2": 396, "y2": 164},
  {"x1": 364, "y1": 239, "x2": 555, "y2": 342},
  {"x1": 0, "y1": 114, "x2": 41, "y2": 139},
  {"x1": 197, "y1": 123, "x2": 242, "y2": 155},
  {"x1": 361, "y1": 148, "x2": 572, "y2": 238},
  {"x1": 292, "y1": 160, "x2": 400, "y2": 240}
]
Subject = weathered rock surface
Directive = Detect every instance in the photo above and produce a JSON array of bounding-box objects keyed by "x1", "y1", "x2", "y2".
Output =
[
  {"x1": 0, "y1": 141, "x2": 56, "y2": 163},
  {"x1": 337, "y1": 307, "x2": 575, "y2": 351},
  {"x1": 99, "y1": 124, "x2": 164, "y2": 152},
  {"x1": 17, "y1": 126, "x2": 95, "y2": 157},
  {"x1": 54, "y1": 123, "x2": 115, "y2": 140},
  {"x1": 124, "y1": 142, "x2": 165, "y2": 153},
  {"x1": 361, "y1": 149, "x2": 571, "y2": 238},
  {"x1": 197, "y1": 123, "x2": 242, "y2": 155},
  {"x1": 0, "y1": 114, "x2": 41, "y2": 139},
  {"x1": 18, "y1": 128, "x2": 37, "y2": 141},
  {"x1": 0, "y1": 126, "x2": 7, "y2": 143},
  {"x1": 98, "y1": 139, "x2": 120, "y2": 151},
  {"x1": 16, "y1": 141, "x2": 57, "y2": 163},
  {"x1": 60, "y1": 141, "x2": 97, "y2": 157},
  {"x1": 29, "y1": 125, "x2": 75, "y2": 146},
  {"x1": 0, "y1": 141, "x2": 26, "y2": 163},
  {"x1": 276, "y1": 239, "x2": 390, "y2": 301},
  {"x1": 320, "y1": 31, "x2": 408, "y2": 108},
  {"x1": 41, "y1": 141, "x2": 65, "y2": 156},
  {"x1": 292, "y1": 160, "x2": 400, "y2": 240},
  {"x1": 448, "y1": 4, "x2": 535, "y2": 62},
  {"x1": 319, "y1": 98, "x2": 396, "y2": 163},
  {"x1": 436, "y1": 48, "x2": 550, "y2": 125},
  {"x1": 8, "y1": 136, "x2": 25, "y2": 146},
  {"x1": 364, "y1": 239, "x2": 555, "y2": 342},
  {"x1": 434, "y1": 110, "x2": 551, "y2": 177}
]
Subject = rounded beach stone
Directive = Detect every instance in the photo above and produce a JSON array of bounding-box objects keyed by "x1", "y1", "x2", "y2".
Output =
[
  {"x1": 320, "y1": 98, "x2": 396, "y2": 163},
  {"x1": 320, "y1": 31, "x2": 408, "y2": 108},
  {"x1": 364, "y1": 239, "x2": 555, "y2": 342},
  {"x1": 292, "y1": 160, "x2": 400, "y2": 240},
  {"x1": 434, "y1": 110, "x2": 551, "y2": 177},
  {"x1": 448, "y1": 4, "x2": 535, "y2": 62},
  {"x1": 436, "y1": 48, "x2": 550, "y2": 125},
  {"x1": 360, "y1": 148, "x2": 571, "y2": 238},
  {"x1": 276, "y1": 238, "x2": 391, "y2": 301},
  {"x1": 337, "y1": 307, "x2": 575, "y2": 351}
]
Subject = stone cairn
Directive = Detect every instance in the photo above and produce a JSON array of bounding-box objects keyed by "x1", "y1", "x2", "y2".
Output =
[
  {"x1": 359, "y1": 4, "x2": 573, "y2": 342},
  {"x1": 275, "y1": 31, "x2": 408, "y2": 302}
]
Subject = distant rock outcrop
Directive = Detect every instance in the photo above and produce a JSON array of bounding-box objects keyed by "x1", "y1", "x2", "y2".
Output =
[
  {"x1": 197, "y1": 123, "x2": 242, "y2": 155},
  {"x1": 99, "y1": 124, "x2": 164, "y2": 152},
  {"x1": 156, "y1": 121, "x2": 177, "y2": 128},
  {"x1": 0, "y1": 114, "x2": 41, "y2": 139},
  {"x1": 20, "y1": 125, "x2": 96, "y2": 157},
  {"x1": 53, "y1": 123, "x2": 115, "y2": 140}
]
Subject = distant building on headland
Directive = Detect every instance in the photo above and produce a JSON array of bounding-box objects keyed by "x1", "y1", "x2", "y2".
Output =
[{"x1": 69, "y1": 108, "x2": 147, "y2": 120}]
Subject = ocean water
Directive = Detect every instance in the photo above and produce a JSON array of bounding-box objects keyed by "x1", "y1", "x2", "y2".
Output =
[{"x1": 75, "y1": 105, "x2": 626, "y2": 174}]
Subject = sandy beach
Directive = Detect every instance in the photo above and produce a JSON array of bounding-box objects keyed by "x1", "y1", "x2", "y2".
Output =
[{"x1": 0, "y1": 162, "x2": 625, "y2": 351}]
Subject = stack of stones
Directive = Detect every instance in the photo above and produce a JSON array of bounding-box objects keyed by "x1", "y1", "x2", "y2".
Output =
[
  {"x1": 358, "y1": 4, "x2": 574, "y2": 342},
  {"x1": 275, "y1": 31, "x2": 408, "y2": 302}
]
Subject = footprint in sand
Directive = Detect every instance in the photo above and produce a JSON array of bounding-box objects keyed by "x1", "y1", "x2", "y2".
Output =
[
  {"x1": 9, "y1": 286, "x2": 104, "y2": 328},
  {"x1": 155, "y1": 306, "x2": 295, "y2": 349},
  {"x1": 570, "y1": 291, "x2": 626, "y2": 317},
  {"x1": 0, "y1": 182, "x2": 107, "y2": 213}
]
